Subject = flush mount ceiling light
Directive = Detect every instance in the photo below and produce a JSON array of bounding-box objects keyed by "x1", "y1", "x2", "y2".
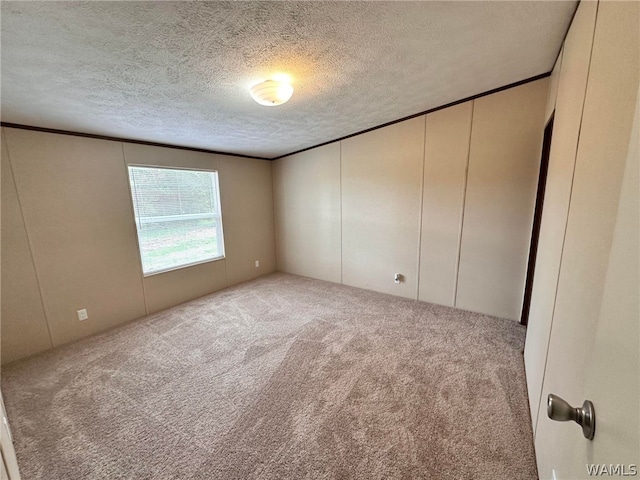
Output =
[{"x1": 249, "y1": 80, "x2": 294, "y2": 106}]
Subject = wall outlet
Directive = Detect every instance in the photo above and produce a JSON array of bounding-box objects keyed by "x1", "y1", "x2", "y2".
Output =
[
  {"x1": 394, "y1": 273, "x2": 402, "y2": 284},
  {"x1": 77, "y1": 309, "x2": 88, "y2": 321},
  {"x1": 255, "y1": 260, "x2": 260, "y2": 268}
]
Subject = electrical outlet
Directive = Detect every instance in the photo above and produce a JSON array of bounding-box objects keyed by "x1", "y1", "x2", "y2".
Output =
[
  {"x1": 77, "y1": 309, "x2": 88, "y2": 321},
  {"x1": 255, "y1": 260, "x2": 260, "y2": 268},
  {"x1": 394, "y1": 273, "x2": 402, "y2": 284}
]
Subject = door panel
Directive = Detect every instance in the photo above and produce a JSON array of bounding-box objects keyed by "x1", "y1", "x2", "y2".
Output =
[
  {"x1": 1, "y1": 393, "x2": 21, "y2": 479},
  {"x1": 581, "y1": 87, "x2": 639, "y2": 471},
  {"x1": 523, "y1": 0, "x2": 597, "y2": 431},
  {"x1": 534, "y1": 2, "x2": 639, "y2": 477}
]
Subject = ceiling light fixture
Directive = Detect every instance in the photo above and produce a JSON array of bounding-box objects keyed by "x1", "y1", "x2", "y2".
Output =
[{"x1": 249, "y1": 80, "x2": 293, "y2": 106}]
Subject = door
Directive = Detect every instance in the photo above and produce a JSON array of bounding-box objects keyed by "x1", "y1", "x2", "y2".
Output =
[
  {"x1": 1, "y1": 392, "x2": 21, "y2": 480},
  {"x1": 523, "y1": 0, "x2": 598, "y2": 431},
  {"x1": 521, "y1": 115, "x2": 554, "y2": 327},
  {"x1": 533, "y1": 2, "x2": 639, "y2": 478}
]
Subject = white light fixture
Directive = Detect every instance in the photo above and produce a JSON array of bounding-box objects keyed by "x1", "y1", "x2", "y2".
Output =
[{"x1": 249, "y1": 80, "x2": 293, "y2": 106}]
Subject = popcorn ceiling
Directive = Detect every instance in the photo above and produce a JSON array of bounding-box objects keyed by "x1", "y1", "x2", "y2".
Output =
[{"x1": 1, "y1": 1, "x2": 576, "y2": 158}]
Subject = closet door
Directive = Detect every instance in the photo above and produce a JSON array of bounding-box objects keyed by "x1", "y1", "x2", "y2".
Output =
[
  {"x1": 533, "y1": 1, "x2": 639, "y2": 475},
  {"x1": 524, "y1": 0, "x2": 598, "y2": 431}
]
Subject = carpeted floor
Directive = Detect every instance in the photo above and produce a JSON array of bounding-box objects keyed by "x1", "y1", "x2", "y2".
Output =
[{"x1": 1, "y1": 273, "x2": 537, "y2": 480}]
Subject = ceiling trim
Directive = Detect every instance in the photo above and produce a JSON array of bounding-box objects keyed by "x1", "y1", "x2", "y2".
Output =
[
  {"x1": 1, "y1": 72, "x2": 551, "y2": 162},
  {"x1": 271, "y1": 72, "x2": 552, "y2": 160},
  {"x1": 0, "y1": 122, "x2": 272, "y2": 161}
]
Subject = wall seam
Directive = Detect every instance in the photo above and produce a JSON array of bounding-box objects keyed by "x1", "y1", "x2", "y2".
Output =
[
  {"x1": 339, "y1": 141, "x2": 343, "y2": 284},
  {"x1": 121, "y1": 142, "x2": 149, "y2": 316},
  {"x1": 270, "y1": 161, "x2": 279, "y2": 273},
  {"x1": 415, "y1": 115, "x2": 427, "y2": 301},
  {"x1": 2, "y1": 128, "x2": 55, "y2": 348},
  {"x1": 545, "y1": 48, "x2": 563, "y2": 120},
  {"x1": 534, "y1": 0, "x2": 599, "y2": 436},
  {"x1": 453, "y1": 101, "x2": 474, "y2": 307}
]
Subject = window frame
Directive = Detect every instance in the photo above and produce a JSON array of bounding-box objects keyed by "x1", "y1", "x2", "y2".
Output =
[{"x1": 127, "y1": 163, "x2": 226, "y2": 277}]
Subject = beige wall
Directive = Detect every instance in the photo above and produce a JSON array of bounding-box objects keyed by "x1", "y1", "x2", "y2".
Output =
[
  {"x1": 4, "y1": 129, "x2": 148, "y2": 349},
  {"x1": 122, "y1": 143, "x2": 276, "y2": 312},
  {"x1": 142, "y1": 260, "x2": 228, "y2": 315},
  {"x1": 1, "y1": 79, "x2": 548, "y2": 364},
  {"x1": 524, "y1": 0, "x2": 598, "y2": 431},
  {"x1": 341, "y1": 117, "x2": 425, "y2": 298},
  {"x1": 1, "y1": 128, "x2": 276, "y2": 364},
  {"x1": 274, "y1": 78, "x2": 548, "y2": 319},
  {"x1": 419, "y1": 102, "x2": 473, "y2": 306},
  {"x1": 456, "y1": 79, "x2": 548, "y2": 320},
  {"x1": 273, "y1": 143, "x2": 341, "y2": 283},
  {"x1": 217, "y1": 154, "x2": 276, "y2": 287},
  {"x1": 1, "y1": 130, "x2": 53, "y2": 363}
]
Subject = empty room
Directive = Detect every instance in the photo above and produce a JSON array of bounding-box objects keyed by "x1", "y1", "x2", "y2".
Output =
[{"x1": 0, "y1": 1, "x2": 638, "y2": 479}]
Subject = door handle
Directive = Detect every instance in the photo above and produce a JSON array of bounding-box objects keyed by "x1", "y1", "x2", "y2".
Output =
[{"x1": 547, "y1": 394, "x2": 596, "y2": 440}]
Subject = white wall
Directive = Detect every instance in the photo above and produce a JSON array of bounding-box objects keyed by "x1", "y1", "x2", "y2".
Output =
[{"x1": 274, "y1": 78, "x2": 549, "y2": 319}]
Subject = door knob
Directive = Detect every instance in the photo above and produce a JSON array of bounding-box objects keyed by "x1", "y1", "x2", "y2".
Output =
[{"x1": 547, "y1": 394, "x2": 596, "y2": 440}]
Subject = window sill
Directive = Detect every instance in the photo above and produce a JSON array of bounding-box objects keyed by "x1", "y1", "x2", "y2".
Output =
[{"x1": 142, "y1": 255, "x2": 225, "y2": 277}]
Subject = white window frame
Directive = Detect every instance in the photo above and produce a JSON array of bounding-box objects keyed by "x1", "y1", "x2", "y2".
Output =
[{"x1": 127, "y1": 164, "x2": 225, "y2": 276}]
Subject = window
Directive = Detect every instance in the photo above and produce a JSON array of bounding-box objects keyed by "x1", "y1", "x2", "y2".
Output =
[{"x1": 127, "y1": 165, "x2": 225, "y2": 275}]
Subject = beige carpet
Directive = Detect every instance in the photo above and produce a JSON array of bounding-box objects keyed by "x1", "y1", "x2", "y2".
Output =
[{"x1": 1, "y1": 273, "x2": 537, "y2": 479}]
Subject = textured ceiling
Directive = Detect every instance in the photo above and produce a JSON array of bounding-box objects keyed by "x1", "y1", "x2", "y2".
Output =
[{"x1": 1, "y1": 1, "x2": 576, "y2": 159}]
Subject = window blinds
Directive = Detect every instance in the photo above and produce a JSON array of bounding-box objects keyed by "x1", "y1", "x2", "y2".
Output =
[{"x1": 128, "y1": 166, "x2": 225, "y2": 275}]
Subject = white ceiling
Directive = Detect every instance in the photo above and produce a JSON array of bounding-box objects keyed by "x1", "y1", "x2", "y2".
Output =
[{"x1": 1, "y1": 1, "x2": 577, "y2": 159}]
